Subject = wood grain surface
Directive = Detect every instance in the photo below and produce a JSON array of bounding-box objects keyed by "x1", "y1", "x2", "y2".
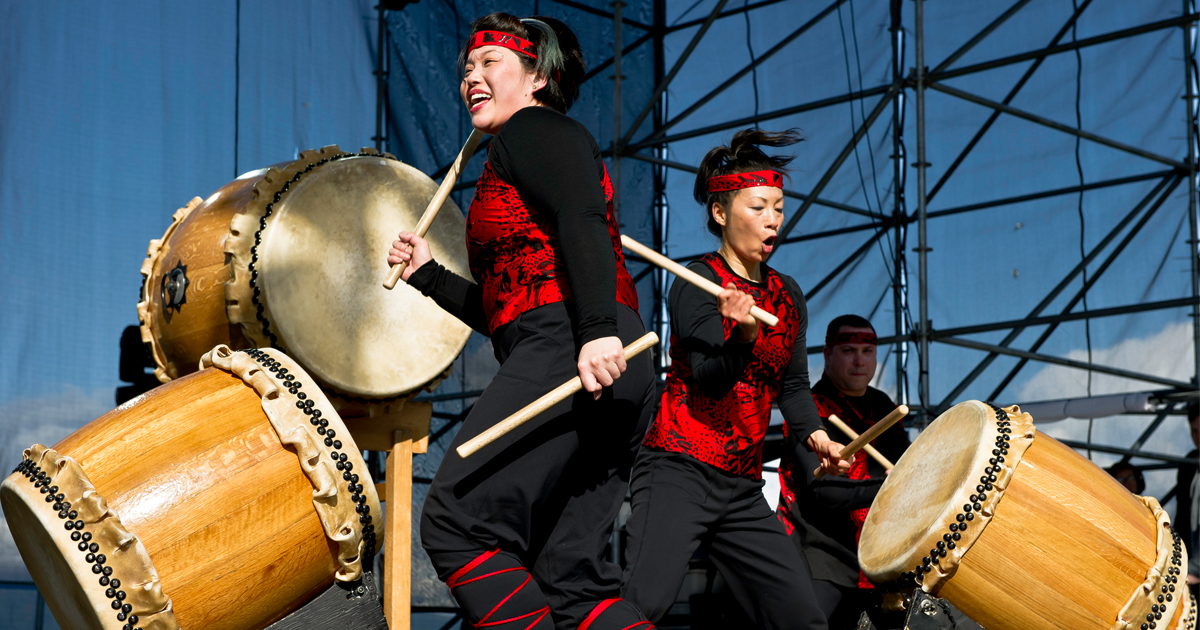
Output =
[
  {"x1": 54, "y1": 369, "x2": 341, "y2": 630},
  {"x1": 142, "y1": 178, "x2": 257, "y2": 379},
  {"x1": 934, "y1": 432, "x2": 1157, "y2": 630}
]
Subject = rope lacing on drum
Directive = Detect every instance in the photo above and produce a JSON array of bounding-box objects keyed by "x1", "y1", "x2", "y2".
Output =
[{"x1": 881, "y1": 404, "x2": 1012, "y2": 591}]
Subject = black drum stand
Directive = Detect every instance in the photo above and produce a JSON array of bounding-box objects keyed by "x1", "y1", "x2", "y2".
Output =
[
  {"x1": 264, "y1": 571, "x2": 388, "y2": 630},
  {"x1": 858, "y1": 589, "x2": 985, "y2": 630}
]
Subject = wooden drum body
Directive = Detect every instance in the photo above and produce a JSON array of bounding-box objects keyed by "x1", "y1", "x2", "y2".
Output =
[
  {"x1": 0, "y1": 346, "x2": 381, "y2": 630},
  {"x1": 138, "y1": 145, "x2": 471, "y2": 404},
  {"x1": 859, "y1": 401, "x2": 1195, "y2": 630}
]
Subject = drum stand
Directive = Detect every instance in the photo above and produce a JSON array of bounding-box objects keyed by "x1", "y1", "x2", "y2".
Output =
[
  {"x1": 343, "y1": 402, "x2": 433, "y2": 630},
  {"x1": 265, "y1": 571, "x2": 388, "y2": 630},
  {"x1": 858, "y1": 590, "x2": 985, "y2": 630}
]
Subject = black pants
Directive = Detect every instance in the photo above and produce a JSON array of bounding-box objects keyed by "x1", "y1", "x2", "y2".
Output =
[
  {"x1": 621, "y1": 449, "x2": 829, "y2": 630},
  {"x1": 421, "y1": 302, "x2": 656, "y2": 630}
]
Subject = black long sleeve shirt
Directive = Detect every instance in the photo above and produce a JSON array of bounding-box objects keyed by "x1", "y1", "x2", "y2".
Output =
[{"x1": 408, "y1": 107, "x2": 621, "y2": 344}]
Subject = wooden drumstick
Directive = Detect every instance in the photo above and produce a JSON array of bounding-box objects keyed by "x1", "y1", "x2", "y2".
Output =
[
  {"x1": 813, "y1": 404, "x2": 908, "y2": 479},
  {"x1": 824, "y1": 414, "x2": 895, "y2": 471},
  {"x1": 384, "y1": 128, "x2": 485, "y2": 290},
  {"x1": 620, "y1": 234, "x2": 779, "y2": 328},
  {"x1": 457, "y1": 332, "x2": 659, "y2": 458}
]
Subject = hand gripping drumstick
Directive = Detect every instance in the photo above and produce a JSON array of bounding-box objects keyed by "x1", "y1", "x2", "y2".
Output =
[
  {"x1": 620, "y1": 235, "x2": 779, "y2": 328},
  {"x1": 456, "y1": 331, "x2": 659, "y2": 458},
  {"x1": 813, "y1": 405, "x2": 908, "y2": 479},
  {"x1": 824, "y1": 414, "x2": 896, "y2": 472},
  {"x1": 384, "y1": 128, "x2": 486, "y2": 290}
]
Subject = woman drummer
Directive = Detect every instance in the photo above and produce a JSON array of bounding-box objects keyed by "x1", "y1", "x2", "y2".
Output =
[
  {"x1": 619, "y1": 129, "x2": 847, "y2": 629},
  {"x1": 388, "y1": 13, "x2": 656, "y2": 630}
]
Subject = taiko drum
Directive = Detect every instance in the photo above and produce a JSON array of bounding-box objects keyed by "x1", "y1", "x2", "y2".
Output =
[
  {"x1": 858, "y1": 401, "x2": 1194, "y2": 630},
  {"x1": 137, "y1": 145, "x2": 471, "y2": 406},
  {"x1": 1, "y1": 346, "x2": 381, "y2": 630}
]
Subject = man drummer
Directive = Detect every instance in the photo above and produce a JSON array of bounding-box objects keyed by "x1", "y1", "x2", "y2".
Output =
[{"x1": 776, "y1": 314, "x2": 910, "y2": 628}]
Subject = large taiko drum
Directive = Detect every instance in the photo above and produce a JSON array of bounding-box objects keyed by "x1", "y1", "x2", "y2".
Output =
[
  {"x1": 858, "y1": 401, "x2": 1195, "y2": 630},
  {"x1": 0, "y1": 346, "x2": 381, "y2": 630},
  {"x1": 137, "y1": 145, "x2": 471, "y2": 406}
]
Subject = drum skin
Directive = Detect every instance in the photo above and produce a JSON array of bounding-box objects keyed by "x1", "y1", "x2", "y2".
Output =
[
  {"x1": 42, "y1": 368, "x2": 339, "y2": 630},
  {"x1": 139, "y1": 146, "x2": 472, "y2": 402},
  {"x1": 140, "y1": 172, "x2": 262, "y2": 380}
]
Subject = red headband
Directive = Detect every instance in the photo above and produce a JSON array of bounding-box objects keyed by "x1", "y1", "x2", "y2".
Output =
[
  {"x1": 826, "y1": 331, "x2": 877, "y2": 347},
  {"x1": 707, "y1": 170, "x2": 783, "y2": 194},
  {"x1": 468, "y1": 30, "x2": 538, "y2": 60}
]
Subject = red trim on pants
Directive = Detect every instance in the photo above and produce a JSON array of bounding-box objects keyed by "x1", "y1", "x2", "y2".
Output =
[
  {"x1": 578, "y1": 598, "x2": 654, "y2": 630},
  {"x1": 447, "y1": 549, "x2": 551, "y2": 630}
]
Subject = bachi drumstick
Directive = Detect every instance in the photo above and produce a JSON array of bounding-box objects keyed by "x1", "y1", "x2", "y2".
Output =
[
  {"x1": 620, "y1": 234, "x2": 779, "y2": 328},
  {"x1": 456, "y1": 332, "x2": 659, "y2": 458},
  {"x1": 825, "y1": 414, "x2": 896, "y2": 471},
  {"x1": 384, "y1": 128, "x2": 485, "y2": 289},
  {"x1": 813, "y1": 405, "x2": 908, "y2": 479}
]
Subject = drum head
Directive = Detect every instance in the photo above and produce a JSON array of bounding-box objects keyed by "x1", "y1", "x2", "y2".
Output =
[
  {"x1": 258, "y1": 156, "x2": 471, "y2": 397},
  {"x1": 859, "y1": 400, "x2": 996, "y2": 578},
  {"x1": 1, "y1": 482, "x2": 107, "y2": 630}
]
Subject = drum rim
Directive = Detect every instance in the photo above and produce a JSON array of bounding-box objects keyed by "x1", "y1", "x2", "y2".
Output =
[
  {"x1": 200, "y1": 343, "x2": 383, "y2": 580},
  {"x1": 1108, "y1": 496, "x2": 1189, "y2": 630},
  {"x1": 2, "y1": 445, "x2": 180, "y2": 630},
  {"x1": 222, "y1": 146, "x2": 470, "y2": 399},
  {"x1": 858, "y1": 401, "x2": 1036, "y2": 592},
  {"x1": 137, "y1": 195, "x2": 206, "y2": 384}
]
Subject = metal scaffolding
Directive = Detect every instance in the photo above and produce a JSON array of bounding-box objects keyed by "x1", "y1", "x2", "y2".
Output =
[
  {"x1": 381, "y1": 0, "x2": 1200, "y2": 478},
  {"x1": 596, "y1": 0, "x2": 1200, "y2": 451},
  {"x1": 379, "y1": 0, "x2": 1200, "y2": 623}
]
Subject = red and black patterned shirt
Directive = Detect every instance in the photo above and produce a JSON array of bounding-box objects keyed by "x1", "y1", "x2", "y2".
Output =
[
  {"x1": 409, "y1": 107, "x2": 638, "y2": 341},
  {"x1": 466, "y1": 158, "x2": 637, "y2": 334},
  {"x1": 641, "y1": 253, "x2": 822, "y2": 479}
]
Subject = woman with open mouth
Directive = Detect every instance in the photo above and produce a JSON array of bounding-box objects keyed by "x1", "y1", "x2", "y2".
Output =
[
  {"x1": 387, "y1": 11, "x2": 656, "y2": 630},
  {"x1": 619, "y1": 128, "x2": 846, "y2": 630}
]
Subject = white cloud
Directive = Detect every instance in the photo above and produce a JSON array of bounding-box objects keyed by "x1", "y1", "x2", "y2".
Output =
[
  {"x1": 0, "y1": 385, "x2": 112, "y2": 470},
  {"x1": 1011, "y1": 321, "x2": 1195, "y2": 510},
  {"x1": 1016, "y1": 321, "x2": 1194, "y2": 405}
]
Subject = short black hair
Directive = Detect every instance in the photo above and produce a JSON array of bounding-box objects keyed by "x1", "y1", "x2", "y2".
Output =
[
  {"x1": 693, "y1": 128, "x2": 802, "y2": 237},
  {"x1": 458, "y1": 13, "x2": 585, "y2": 113},
  {"x1": 825, "y1": 314, "x2": 875, "y2": 341},
  {"x1": 1188, "y1": 402, "x2": 1198, "y2": 422}
]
